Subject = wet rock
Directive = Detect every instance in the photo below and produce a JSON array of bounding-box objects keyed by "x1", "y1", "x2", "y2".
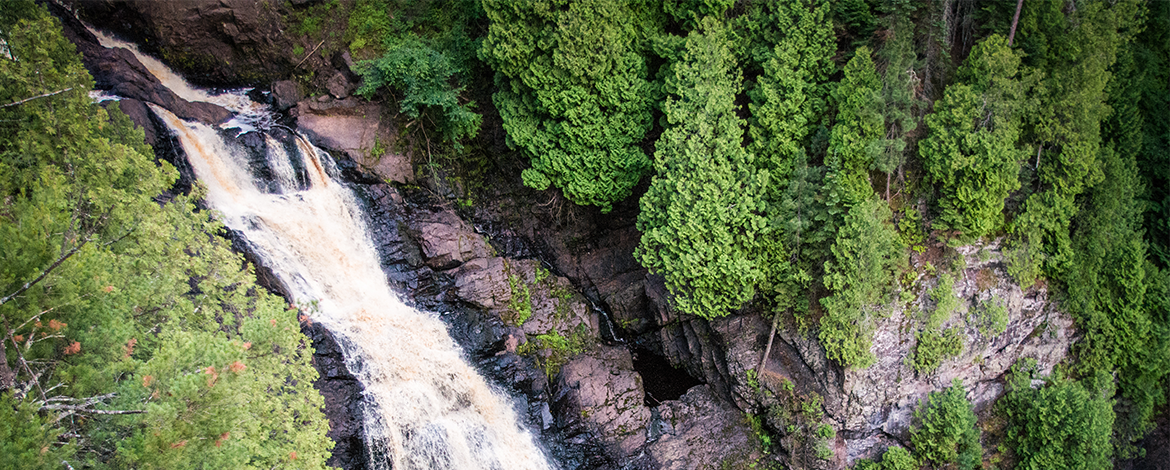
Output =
[
  {"x1": 51, "y1": 4, "x2": 231, "y2": 125},
  {"x1": 450, "y1": 257, "x2": 512, "y2": 311},
  {"x1": 271, "y1": 80, "x2": 303, "y2": 112},
  {"x1": 406, "y1": 210, "x2": 490, "y2": 270},
  {"x1": 295, "y1": 100, "x2": 413, "y2": 184},
  {"x1": 554, "y1": 345, "x2": 651, "y2": 458},
  {"x1": 67, "y1": 0, "x2": 297, "y2": 86},
  {"x1": 642, "y1": 386, "x2": 762, "y2": 470},
  {"x1": 302, "y1": 322, "x2": 368, "y2": 470}
]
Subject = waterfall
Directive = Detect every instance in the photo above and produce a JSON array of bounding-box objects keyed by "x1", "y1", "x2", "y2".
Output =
[{"x1": 93, "y1": 28, "x2": 553, "y2": 470}]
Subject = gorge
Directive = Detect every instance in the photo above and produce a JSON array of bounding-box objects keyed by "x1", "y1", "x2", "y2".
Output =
[{"x1": 3, "y1": 1, "x2": 1167, "y2": 469}]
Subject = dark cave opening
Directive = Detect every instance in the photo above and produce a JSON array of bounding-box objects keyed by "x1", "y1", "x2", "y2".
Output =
[{"x1": 631, "y1": 348, "x2": 703, "y2": 407}]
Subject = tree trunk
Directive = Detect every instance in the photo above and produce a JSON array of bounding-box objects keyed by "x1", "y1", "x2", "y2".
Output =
[
  {"x1": 758, "y1": 312, "x2": 781, "y2": 375},
  {"x1": 0, "y1": 323, "x2": 13, "y2": 391},
  {"x1": 1008, "y1": 0, "x2": 1025, "y2": 46}
]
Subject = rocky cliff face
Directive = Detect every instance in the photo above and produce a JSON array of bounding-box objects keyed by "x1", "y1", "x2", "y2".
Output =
[{"x1": 55, "y1": 3, "x2": 1092, "y2": 469}]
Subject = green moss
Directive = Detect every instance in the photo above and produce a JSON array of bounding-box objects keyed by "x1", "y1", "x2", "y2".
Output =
[{"x1": 516, "y1": 324, "x2": 592, "y2": 378}]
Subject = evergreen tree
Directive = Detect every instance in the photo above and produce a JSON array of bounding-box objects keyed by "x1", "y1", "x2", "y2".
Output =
[
  {"x1": 1010, "y1": 0, "x2": 1139, "y2": 276},
  {"x1": 920, "y1": 35, "x2": 1027, "y2": 240},
  {"x1": 819, "y1": 197, "x2": 904, "y2": 368},
  {"x1": 739, "y1": 0, "x2": 835, "y2": 310},
  {"x1": 1000, "y1": 361, "x2": 1115, "y2": 470},
  {"x1": 911, "y1": 380, "x2": 981, "y2": 470},
  {"x1": 636, "y1": 16, "x2": 767, "y2": 319},
  {"x1": 826, "y1": 46, "x2": 883, "y2": 209},
  {"x1": 0, "y1": 5, "x2": 333, "y2": 468},
  {"x1": 480, "y1": 0, "x2": 657, "y2": 212},
  {"x1": 872, "y1": 13, "x2": 923, "y2": 200}
]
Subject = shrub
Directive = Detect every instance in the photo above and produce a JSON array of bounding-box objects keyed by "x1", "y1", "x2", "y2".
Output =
[
  {"x1": 911, "y1": 379, "x2": 981, "y2": 470},
  {"x1": 1000, "y1": 360, "x2": 1115, "y2": 470}
]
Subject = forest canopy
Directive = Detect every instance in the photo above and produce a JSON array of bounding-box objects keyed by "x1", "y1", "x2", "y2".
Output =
[
  {"x1": 1, "y1": 3, "x2": 334, "y2": 468},
  {"x1": 361, "y1": 0, "x2": 1168, "y2": 465}
]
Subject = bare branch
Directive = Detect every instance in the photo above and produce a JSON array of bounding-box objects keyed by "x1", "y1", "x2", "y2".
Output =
[
  {"x1": 0, "y1": 237, "x2": 90, "y2": 307},
  {"x1": 0, "y1": 88, "x2": 73, "y2": 109},
  {"x1": 41, "y1": 404, "x2": 145, "y2": 415}
]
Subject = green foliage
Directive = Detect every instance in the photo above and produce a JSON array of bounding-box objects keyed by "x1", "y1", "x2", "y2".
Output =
[
  {"x1": 737, "y1": 0, "x2": 835, "y2": 311},
  {"x1": 827, "y1": 46, "x2": 883, "y2": 208},
  {"x1": 505, "y1": 266, "x2": 533, "y2": 327},
  {"x1": 1000, "y1": 361, "x2": 1115, "y2": 470},
  {"x1": 745, "y1": 0, "x2": 835, "y2": 182},
  {"x1": 973, "y1": 295, "x2": 1008, "y2": 337},
  {"x1": 351, "y1": 0, "x2": 484, "y2": 145},
  {"x1": 911, "y1": 380, "x2": 981, "y2": 470},
  {"x1": 895, "y1": 206, "x2": 925, "y2": 253},
  {"x1": 871, "y1": 14, "x2": 923, "y2": 195},
  {"x1": 636, "y1": 17, "x2": 767, "y2": 319},
  {"x1": 833, "y1": 0, "x2": 878, "y2": 47},
  {"x1": 820, "y1": 198, "x2": 905, "y2": 368},
  {"x1": 1133, "y1": 2, "x2": 1170, "y2": 267},
  {"x1": 481, "y1": 0, "x2": 657, "y2": 212},
  {"x1": 853, "y1": 446, "x2": 917, "y2": 470},
  {"x1": 1010, "y1": 0, "x2": 1139, "y2": 278},
  {"x1": 927, "y1": 273, "x2": 959, "y2": 330},
  {"x1": 1061, "y1": 36, "x2": 1170, "y2": 452},
  {"x1": 662, "y1": 0, "x2": 733, "y2": 30},
  {"x1": 920, "y1": 35, "x2": 1027, "y2": 240},
  {"x1": 0, "y1": 393, "x2": 75, "y2": 470},
  {"x1": 516, "y1": 325, "x2": 592, "y2": 378},
  {"x1": 913, "y1": 328, "x2": 962, "y2": 374},
  {"x1": 0, "y1": 6, "x2": 332, "y2": 468},
  {"x1": 356, "y1": 38, "x2": 481, "y2": 142}
]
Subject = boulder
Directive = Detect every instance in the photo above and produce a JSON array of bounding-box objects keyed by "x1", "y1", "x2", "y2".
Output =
[
  {"x1": 406, "y1": 210, "x2": 490, "y2": 270},
  {"x1": 295, "y1": 100, "x2": 413, "y2": 184},
  {"x1": 271, "y1": 80, "x2": 303, "y2": 112},
  {"x1": 553, "y1": 345, "x2": 651, "y2": 458},
  {"x1": 450, "y1": 257, "x2": 512, "y2": 311},
  {"x1": 326, "y1": 71, "x2": 355, "y2": 99}
]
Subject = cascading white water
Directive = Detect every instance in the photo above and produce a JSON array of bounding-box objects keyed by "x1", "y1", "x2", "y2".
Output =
[
  {"x1": 92, "y1": 27, "x2": 555, "y2": 470},
  {"x1": 150, "y1": 104, "x2": 553, "y2": 470}
]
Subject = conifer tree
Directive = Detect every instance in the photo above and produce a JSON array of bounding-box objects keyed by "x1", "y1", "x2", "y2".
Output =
[
  {"x1": 636, "y1": 16, "x2": 767, "y2": 319},
  {"x1": 818, "y1": 197, "x2": 904, "y2": 368},
  {"x1": 0, "y1": 5, "x2": 333, "y2": 468},
  {"x1": 480, "y1": 0, "x2": 657, "y2": 212},
  {"x1": 920, "y1": 35, "x2": 1027, "y2": 240},
  {"x1": 826, "y1": 47, "x2": 883, "y2": 209}
]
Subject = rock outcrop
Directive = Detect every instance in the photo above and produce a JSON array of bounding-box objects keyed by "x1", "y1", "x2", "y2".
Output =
[
  {"x1": 295, "y1": 98, "x2": 414, "y2": 184},
  {"x1": 67, "y1": 0, "x2": 296, "y2": 86},
  {"x1": 51, "y1": 3, "x2": 231, "y2": 126}
]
